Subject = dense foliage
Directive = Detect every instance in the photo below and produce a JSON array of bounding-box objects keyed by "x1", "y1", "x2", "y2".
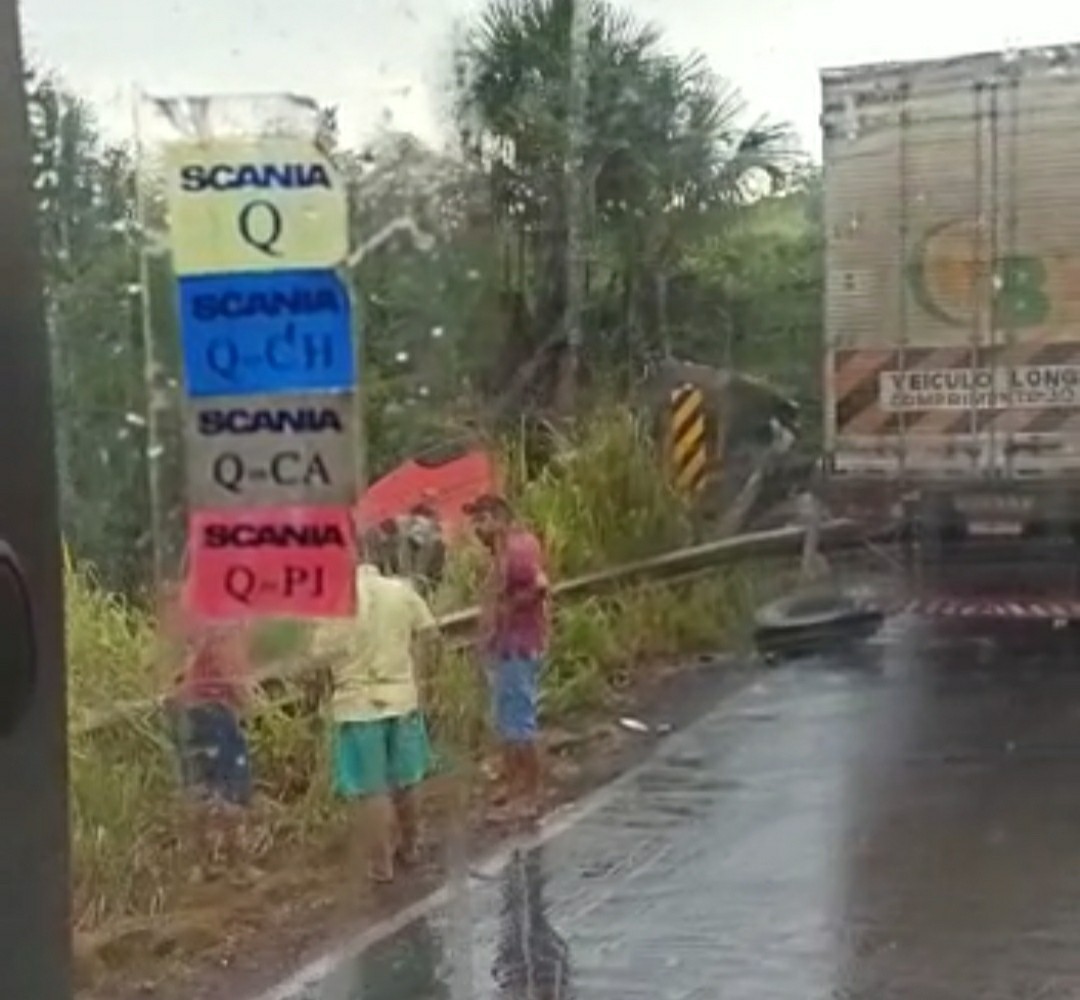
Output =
[
  {"x1": 51, "y1": 1, "x2": 818, "y2": 973},
  {"x1": 32, "y1": 0, "x2": 819, "y2": 593}
]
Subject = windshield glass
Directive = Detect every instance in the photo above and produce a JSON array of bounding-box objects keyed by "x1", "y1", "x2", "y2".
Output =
[{"x1": 12, "y1": 1, "x2": 1080, "y2": 998}]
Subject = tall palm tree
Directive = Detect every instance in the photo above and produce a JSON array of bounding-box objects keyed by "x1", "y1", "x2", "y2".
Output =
[
  {"x1": 454, "y1": 0, "x2": 801, "y2": 403},
  {"x1": 595, "y1": 55, "x2": 800, "y2": 356},
  {"x1": 455, "y1": 0, "x2": 659, "y2": 393}
]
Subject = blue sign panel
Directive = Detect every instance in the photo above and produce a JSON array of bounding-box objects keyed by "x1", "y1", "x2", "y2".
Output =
[{"x1": 177, "y1": 269, "x2": 356, "y2": 396}]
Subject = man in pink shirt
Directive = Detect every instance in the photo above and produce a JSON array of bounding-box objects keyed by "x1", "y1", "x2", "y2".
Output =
[{"x1": 466, "y1": 494, "x2": 550, "y2": 823}]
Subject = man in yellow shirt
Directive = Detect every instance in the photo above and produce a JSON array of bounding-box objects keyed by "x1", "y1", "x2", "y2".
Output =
[{"x1": 320, "y1": 550, "x2": 439, "y2": 882}]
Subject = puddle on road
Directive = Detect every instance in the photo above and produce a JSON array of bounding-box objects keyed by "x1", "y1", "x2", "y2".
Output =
[{"x1": 289, "y1": 846, "x2": 570, "y2": 1000}]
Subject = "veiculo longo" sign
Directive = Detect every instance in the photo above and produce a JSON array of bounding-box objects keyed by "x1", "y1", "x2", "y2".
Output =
[{"x1": 880, "y1": 364, "x2": 1080, "y2": 411}]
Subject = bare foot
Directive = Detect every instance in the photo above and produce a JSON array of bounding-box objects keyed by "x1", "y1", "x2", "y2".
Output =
[
  {"x1": 228, "y1": 864, "x2": 265, "y2": 887},
  {"x1": 486, "y1": 802, "x2": 519, "y2": 827},
  {"x1": 514, "y1": 800, "x2": 542, "y2": 830},
  {"x1": 368, "y1": 860, "x2": 395, "y2": 884}
]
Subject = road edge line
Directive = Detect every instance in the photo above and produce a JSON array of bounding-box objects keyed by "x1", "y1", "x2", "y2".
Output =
[{"x1": 252, "y1": 664, "x2": 759, "y2": 1000}]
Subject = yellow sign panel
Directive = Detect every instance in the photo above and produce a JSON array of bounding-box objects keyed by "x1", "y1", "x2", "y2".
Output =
[{"x1": 164, "y1": 138, "x2": 348, "y2": 274}]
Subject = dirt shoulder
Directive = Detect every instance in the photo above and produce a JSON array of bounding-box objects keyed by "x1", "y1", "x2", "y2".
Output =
[{"x1": 78, "y1": 650, "x2": 753, "y2": 1000}]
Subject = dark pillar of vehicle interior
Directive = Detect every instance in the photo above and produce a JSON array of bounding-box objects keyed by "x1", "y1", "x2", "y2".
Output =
[{"x1": 0, "y1": 0, "x2": 72, "y2": 995}]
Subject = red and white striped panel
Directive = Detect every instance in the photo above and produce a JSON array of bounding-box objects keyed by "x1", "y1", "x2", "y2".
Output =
[{"x1": 902, "y1": 597, "x2": 1080, "y2": 620}]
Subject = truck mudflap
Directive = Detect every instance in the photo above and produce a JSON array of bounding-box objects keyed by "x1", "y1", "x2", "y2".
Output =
[{"x1": 899, "y1": 527, "x2": 1080, "y2": 620}]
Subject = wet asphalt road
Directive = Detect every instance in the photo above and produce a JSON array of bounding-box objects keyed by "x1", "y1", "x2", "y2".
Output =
[{"x1": 281, "y1": 617, "x2": 1080, "y2": 1000}]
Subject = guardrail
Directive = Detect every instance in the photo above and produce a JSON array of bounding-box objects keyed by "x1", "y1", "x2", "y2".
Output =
[{"x1": 75, "y1": 519, "x2": 861, "y2": 738}]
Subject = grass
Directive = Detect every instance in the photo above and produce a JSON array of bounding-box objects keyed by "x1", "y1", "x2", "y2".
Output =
[
  {"x1": 65, "y1": 551, "x2": 157, "y2": 725},
  {"x1": 68, "y1": 406, "x2": 772, "y2": 950},
  {"x1": 508, "y1": 406, "x2": 696, "y2": 577}
]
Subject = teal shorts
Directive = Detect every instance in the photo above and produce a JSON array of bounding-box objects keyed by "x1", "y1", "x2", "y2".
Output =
[{"x1": 332, "y1": 712, "x2": 432, "y2": 798}]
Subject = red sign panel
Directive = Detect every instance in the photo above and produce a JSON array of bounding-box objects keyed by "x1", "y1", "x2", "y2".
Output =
[{"x1": 185, "y1": 505, "x2": 356, "y2": 620}]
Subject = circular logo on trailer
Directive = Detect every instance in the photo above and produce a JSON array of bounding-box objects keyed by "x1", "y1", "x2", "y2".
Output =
[
  {"x1": 908, "y1": 219, "x2": 1049, "y2": 328},
  {"x1": 908, "y1": 219, "x2": 980, "y2": 326}
]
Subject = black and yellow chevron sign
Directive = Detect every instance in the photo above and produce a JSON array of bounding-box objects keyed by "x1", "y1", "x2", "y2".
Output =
[{"x1": 669, "y1": 384, "x2": 707, "y2": 494}]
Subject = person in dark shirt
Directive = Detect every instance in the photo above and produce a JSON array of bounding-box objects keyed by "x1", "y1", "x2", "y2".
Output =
[{"x1": 403, "y1": 495, "x2": 446, "y2": 596}]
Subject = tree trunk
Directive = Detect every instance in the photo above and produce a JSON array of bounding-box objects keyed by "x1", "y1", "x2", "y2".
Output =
[
  {"x1": 656, "y1": 271, "x2": 670, "y2": 356},
  {"x1": 554, "y1": 0, "x2": 589, "y2": 416}
]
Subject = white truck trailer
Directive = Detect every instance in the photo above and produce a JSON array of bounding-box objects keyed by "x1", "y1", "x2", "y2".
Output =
[{"x1": 822, "y1": 44, "x2": 1080, "y2": 617}]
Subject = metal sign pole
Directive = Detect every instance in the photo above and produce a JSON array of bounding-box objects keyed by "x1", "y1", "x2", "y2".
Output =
[{"x1": 0, "y1": 1, "x2": 72, "y2": 996}]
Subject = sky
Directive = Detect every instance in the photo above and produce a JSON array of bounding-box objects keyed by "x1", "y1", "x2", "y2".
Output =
[{"x1": 19, "y1": 0, "x2": 1080, "y2": 157}]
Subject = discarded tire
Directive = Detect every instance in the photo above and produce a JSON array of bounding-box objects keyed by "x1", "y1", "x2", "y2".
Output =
[{"x1": 753, "y1": 590, "x2": 884, "y2": 658}]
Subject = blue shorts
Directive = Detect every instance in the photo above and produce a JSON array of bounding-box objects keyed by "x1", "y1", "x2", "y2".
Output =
[
  {"x1": 171, "y1": 701, "x2": 252, "y2": 806},
  {"x1": 333, "y1": 712, "x2": 432, "y2": 798},
  {"x1": 493, "y1": 657, "x2": 542, "y2": 744}
]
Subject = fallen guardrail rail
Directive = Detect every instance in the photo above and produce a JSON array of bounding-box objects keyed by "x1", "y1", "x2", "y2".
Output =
[{"x1": 75, "y1": 518, "x2": 861, "y2": 738}]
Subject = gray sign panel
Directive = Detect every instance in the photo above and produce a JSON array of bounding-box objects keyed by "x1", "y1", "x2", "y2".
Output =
[{"x1": 184, "y1": 391, "x2": 357, "y2": 508}]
